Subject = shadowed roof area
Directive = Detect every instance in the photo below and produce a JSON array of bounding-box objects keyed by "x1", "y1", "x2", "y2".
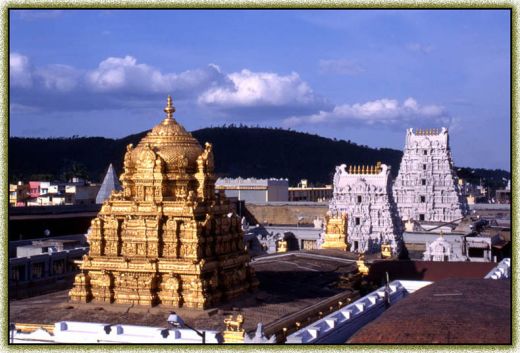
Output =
[
  {"x1": 367, "y1": 260, "x2": 496, "y2": 284},
  {"x1": 9, "y1": 251, "x2": 357, "y2": 333},
  {"x1": 349, "y1": 278, "x2": 511, "y2": 344}
]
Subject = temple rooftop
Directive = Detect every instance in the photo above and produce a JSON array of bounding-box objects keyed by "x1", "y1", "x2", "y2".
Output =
[
  {"x1": 348, "y1": 278, "x2": 511, "y2": 344},
  {"x1": 10, "y1": 250, "x2": 359, "y2": 334}
]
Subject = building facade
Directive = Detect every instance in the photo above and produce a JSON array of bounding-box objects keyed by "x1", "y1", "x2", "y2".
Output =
[
  {"x1": 9, "y1": 243, "x2": 87, "y2": 299},
  {"x1": 288, "y1": 179, "x2": 332, "y2": 202},
  {"x1": 216, "y1": 177, "x2": 288, "y2": 203},
  {"x1": 9, "y1": 182, "x2": 29, "y2": 206},
  {"x1": 329, "y1": 163, "x2": 401, "y2": 253},
  {"x1": 392, "y1": 128, "x2": 467, "y2": 223},
  {"x1": 403, "y1": 217, "x2": 505, "y2": 262},
  {"x1": 244, "y1": 223, "x2": 324, "y2": 256}
]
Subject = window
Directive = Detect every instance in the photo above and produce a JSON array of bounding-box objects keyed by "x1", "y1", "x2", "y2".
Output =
[
  {"x1": 419, "y1": 214, "x2": 425, "y2": 221},
  {"x1": 423, "y1": 150, "x2": 428, "y2": 155},
  {"x1": 302, "y1": 239, "x2": 318, "y2": 250},
  {"x1": 468, "y1": 248, "x2": 485, "y2": 258},
  {"x1": 357, "y1": 196, "x2": 362, "y2": 203},
  {"x1": 10, "y1": 265, "x2": 26, "y2": 281},
  {"x1": 423, "y1": 164, "x2": 427, "y2": 170},
  {"x1": 420, "y1": 196, "x2": 426, "y2": 203},
  {"x1": 422, "y1": 179, "x2": 426, "y2": 186},
  {"x1": 355, "y1": 217, "x2": 361, "y2": 226},
  {"x1": 31, "y1": 263, "x2": 44, "y2": 279}
]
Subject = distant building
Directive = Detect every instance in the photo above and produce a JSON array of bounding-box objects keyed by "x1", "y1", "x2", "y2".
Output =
[
  {"x1": 9, "y1": 182, "x2": 29, "y2": 206},
  {"x1": 28, "y1": 181, "x2": 41, "y2": 200},
  {"x1": 393, "y1": 128, "x2": 468, "y2": 223},
  {"x1": 495, "y1": 180, "x2": 511, "y2": 204},
  {"x1": 244, "y1": 223, "x2": 324, "y2": 256},
  {"x1": 65, "y1": 182, "x2": 100, "y2": 205},
  {"x1": 458, "y1": 178, "x2": 489, "y2": 204},
  {"x1": 96, "y1": 164, "x2": 122, "y2": 204},
  {"x1": 403, "y1": 217, "x2": 508, "y2": 262},
  {"x1": 288, "y1": 179, "x2": 332, "y2": 202},
  {"x1": 14, "y1": 179, "x2": 99, "y2": 207},
  {"x1": 9, "y1": 236, "x2": 88, "y2": 299},
  {"x1": 216, "y1": 177, "x2": 288, "y2": 203},
  {"x1": 27, "y1": 181, "x2": 67, "y2": 206},
  {"x1": 329, "y1": 162, "x2": 401, "y2": 253}
]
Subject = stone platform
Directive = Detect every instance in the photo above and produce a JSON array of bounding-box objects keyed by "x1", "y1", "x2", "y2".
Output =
[{"x1": 9, "y1": 250, "x2": 359, "y2": 334}]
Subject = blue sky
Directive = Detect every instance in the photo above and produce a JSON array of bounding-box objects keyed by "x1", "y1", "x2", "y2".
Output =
[{"x1": 9, "y1": 9, "x2": 510, "y2": 170}]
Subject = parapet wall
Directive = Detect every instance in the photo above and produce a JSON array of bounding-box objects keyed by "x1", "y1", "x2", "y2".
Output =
[{"x1": 245, "y1": 202, "x2": 328, "y2": 226}]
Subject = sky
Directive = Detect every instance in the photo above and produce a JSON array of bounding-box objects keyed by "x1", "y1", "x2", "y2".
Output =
[{"x1": 9, "y1": 9, "x2": 511, "y2": 171}]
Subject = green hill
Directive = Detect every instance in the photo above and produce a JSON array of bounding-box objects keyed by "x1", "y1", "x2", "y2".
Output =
[{"x1": 8, "y1": 126, "x2": 509, "y2": 188}]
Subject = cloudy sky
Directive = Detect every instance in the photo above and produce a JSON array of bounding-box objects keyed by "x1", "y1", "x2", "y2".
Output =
[{"x1": 9, "y1": 9, "x2": 510, "y2": 170}]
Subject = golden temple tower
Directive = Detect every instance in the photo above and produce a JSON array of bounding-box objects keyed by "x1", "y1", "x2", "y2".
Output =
[
  {"x1": 69, "y1": 96, "x2": 258, "y2": 309},
  {"x1": 321, "y1": 213, "x2": 348, "y2": 251}
]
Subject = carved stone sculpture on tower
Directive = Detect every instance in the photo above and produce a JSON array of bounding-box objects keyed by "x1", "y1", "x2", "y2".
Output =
[
  {"x1": 69, "y1": 96, "x2": 258, "y2": 309},
  {"x1": 392, "y1": 128, "x2": 468, "y2": 223}
]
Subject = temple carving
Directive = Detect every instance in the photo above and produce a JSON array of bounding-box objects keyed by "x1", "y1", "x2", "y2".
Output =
[
  {"x1": 321, "y1": 213, "x2": 349, "y2": 251},
  {"x1": 392, "y1": 128, "x2": 468, "y2": 223},
  {"x1": 69, "y1": 96, "x2": 258, "y2": 309},
  {"x1": 328, "y1": 162, "x2": 401, "y2": 254}
]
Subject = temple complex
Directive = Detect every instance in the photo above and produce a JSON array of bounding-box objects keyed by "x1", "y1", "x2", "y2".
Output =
[
  {"x1": 392, "y1": 128, "x2": 467, "y2": 223},
  {"x1": 328, "y1": 163, "x2": 401, "y2": 253},
  {"x1": 69, "y1": 96, "x2": 258, "y2": 309}
]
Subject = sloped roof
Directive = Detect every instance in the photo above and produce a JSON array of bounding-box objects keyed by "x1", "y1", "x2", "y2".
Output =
[{"x1": 348, "y1": 278, "x2": 511, "y2": 344}]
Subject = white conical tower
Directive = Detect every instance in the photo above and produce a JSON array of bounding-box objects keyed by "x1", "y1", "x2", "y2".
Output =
[{"x1": 95, "y1": 164, "x2": 121, "y2": 204}]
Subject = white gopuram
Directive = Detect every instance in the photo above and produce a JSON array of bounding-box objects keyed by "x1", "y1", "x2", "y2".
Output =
[
  {"x1": 393, "y1": 128, "x2": 467, "y2": 223},
  {"x1": 329, "y1": 162, "x2": 401, "y2": 253}
]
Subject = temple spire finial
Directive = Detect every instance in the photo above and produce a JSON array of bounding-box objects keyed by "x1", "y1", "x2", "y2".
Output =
[{"x1": 164, "y1": 95, "x2": 176, "y2": 120}]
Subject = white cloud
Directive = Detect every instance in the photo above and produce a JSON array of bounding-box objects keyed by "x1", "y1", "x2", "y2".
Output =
[
  {"x1": 319, "y1": 59, "x2": 364, "y2": 75},
  {"x1": 10, "y1": 53, "x2": 32, "y2": 88},
  {"x1": 12, "y1": 54, "x2": 448, "y2": 130},
  {"x1": 16, "y1": 10, "x2": 63, "y2": 20},
  {"x1": 12, "y1": 54, "x2": 325, "y2": 118},
  {"x1": 283, "y1": 97, "x2": 451, "y2": 128},
  {"x1": 10, "y1": 54, "x2": 230, "y2": 113},
  {"x1": 10, "y1": 103, "x2": 41, "y2": 114},
  {"x1": 86, "y1": 56, "x2": 225, "y2": 96},
  {"x1": 407, "y1": 43, "x2": 433, "y2": 54},
  {"x1": 198, "y1": 69, "x2": 327, "y2": 110},
  {"x1": 35, "y1": 64, "x2": 80, "y2": 92},
  {"x1": 86, "y1": 56, "x2": 165, "y2": 92}
]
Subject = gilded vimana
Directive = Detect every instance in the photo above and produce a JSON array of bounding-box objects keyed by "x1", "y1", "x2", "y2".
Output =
[{"x1": 69, "y1": 96, "x2": 259, "y2": 309}]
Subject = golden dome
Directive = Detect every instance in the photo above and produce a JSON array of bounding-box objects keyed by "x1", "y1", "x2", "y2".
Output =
[{"x1": 130, "y1": 96, "x2": 203, "y2": 173}]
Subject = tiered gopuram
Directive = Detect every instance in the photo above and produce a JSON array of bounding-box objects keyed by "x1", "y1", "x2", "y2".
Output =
[
  {"x1": 69, "y1": 96, "x2": 258, "y2": 309},
  {"x1": 328, "y1": 162, "x2": 401, "y2": 253},
  {"x1": 392, "y1": 128, "x2": 468, "y2": 223}
]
